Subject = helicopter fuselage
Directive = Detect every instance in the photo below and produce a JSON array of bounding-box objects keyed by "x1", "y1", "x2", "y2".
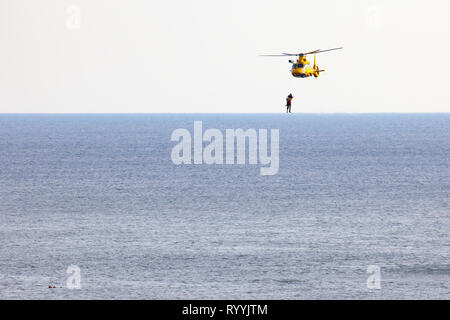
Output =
[{"x1": 290, "y1": 54, "x2": 321, "y2": 78}]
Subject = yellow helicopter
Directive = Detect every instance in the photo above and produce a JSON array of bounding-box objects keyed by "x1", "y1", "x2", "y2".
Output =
[{"x1": 261, "y1": 47, "x2": 343, "y2": 78}]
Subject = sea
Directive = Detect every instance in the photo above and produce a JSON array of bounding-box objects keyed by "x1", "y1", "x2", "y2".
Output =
[{"x1": 0, "y1": 114, "x2": 449, "y2": 299}]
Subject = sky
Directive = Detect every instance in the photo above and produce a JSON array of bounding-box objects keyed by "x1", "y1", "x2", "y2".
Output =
[{"x1": 0, "y1": 0, "x2": 449, "y2": 113}]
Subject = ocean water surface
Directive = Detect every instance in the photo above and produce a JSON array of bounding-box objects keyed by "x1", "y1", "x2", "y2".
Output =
[{"x1": 0, "y1": 114, "x2": 449, "y2": 299}]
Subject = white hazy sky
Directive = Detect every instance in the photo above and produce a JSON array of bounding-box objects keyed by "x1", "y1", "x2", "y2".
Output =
[{"x1": 1, "y1": 0, "x2": 450, "y2": 113}]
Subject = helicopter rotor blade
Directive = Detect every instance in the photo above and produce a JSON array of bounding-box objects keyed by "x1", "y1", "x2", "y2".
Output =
[
  {"x1": 300, "y1": 47, "x2": 343, "y2": 55},
  {"x1": 304, "y1": 49, "x2": 321, "y2": 55},
  {"x1": 281, "y1": 48, "x2": 343, "y2": 55},
  {"x1": 260, "y1": 47, "x2": 343, "y2": 57},
  {"x1": 259, "y1": 53, "x2": 298, "y2": 57},
  {"x1": 312, "y1": 47, "x2": 344, "y2": 54}
]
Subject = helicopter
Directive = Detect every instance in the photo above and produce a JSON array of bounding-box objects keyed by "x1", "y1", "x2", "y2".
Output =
[{"x1": 261, "y1": 47, "x2": 343, "y2": 78}]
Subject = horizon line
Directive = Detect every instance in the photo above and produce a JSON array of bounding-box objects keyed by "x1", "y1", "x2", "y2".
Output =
[{"x1": 1, "y1": 112, "x2": 450, "y2": 115}]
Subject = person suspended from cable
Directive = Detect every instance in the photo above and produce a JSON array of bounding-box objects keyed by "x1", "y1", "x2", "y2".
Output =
[{"x1": 286, "y1": 93, "x2": 293, "y2": 113}]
